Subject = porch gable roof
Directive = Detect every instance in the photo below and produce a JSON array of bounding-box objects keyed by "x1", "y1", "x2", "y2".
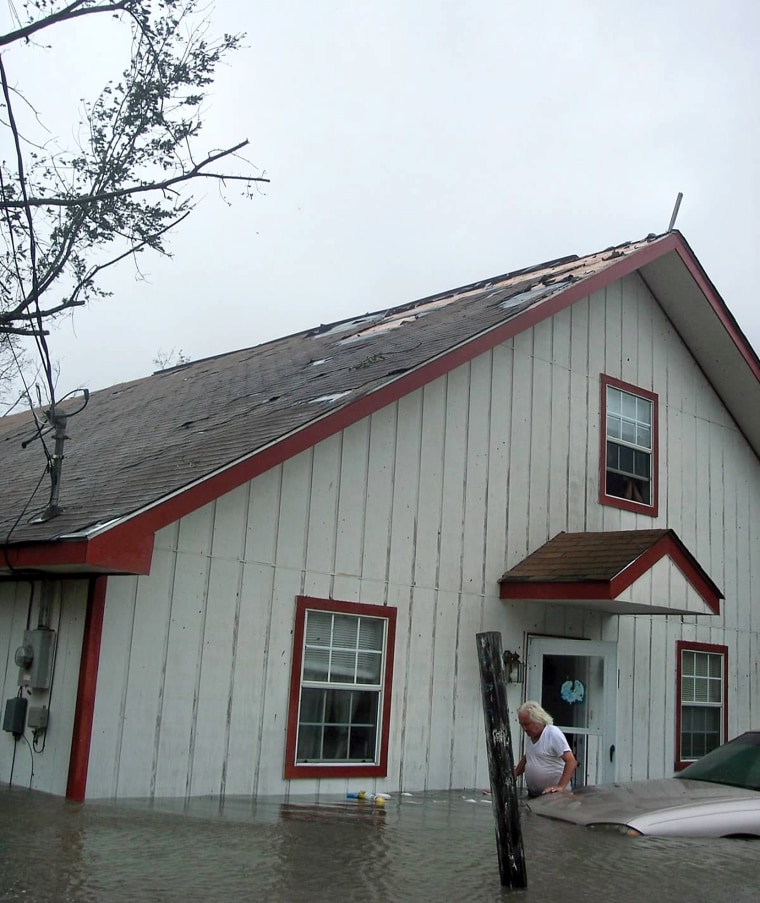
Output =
[{"x1": 498, "y1": 529, "x2": 723, "y2": 616}]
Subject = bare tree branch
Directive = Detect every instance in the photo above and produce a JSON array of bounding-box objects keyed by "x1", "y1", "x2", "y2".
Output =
[
  {"x1": 0, "y1": 141, "x2": 268, "y2": 209},
  {"x1": 0, "y1": 1, "x2": 131, "y2": 49}
]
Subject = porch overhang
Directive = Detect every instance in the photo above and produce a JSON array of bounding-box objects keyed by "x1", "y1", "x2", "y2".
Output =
[
  {"x1": 0, "y1": 531, "x2": 154, "y2": 578},
  {"x1": 499, "y1": 529, "x2": 722, "y2": 616}
]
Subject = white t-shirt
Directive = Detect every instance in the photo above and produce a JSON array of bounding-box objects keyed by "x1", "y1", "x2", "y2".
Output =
[{"x1": 524, "y1": 724, "x2": 571, "y2": 794}]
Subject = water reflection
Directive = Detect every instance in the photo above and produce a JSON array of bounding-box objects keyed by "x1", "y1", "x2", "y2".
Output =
[{"x1": 0, "y1": 786, "x2": 758, "y2": 902}]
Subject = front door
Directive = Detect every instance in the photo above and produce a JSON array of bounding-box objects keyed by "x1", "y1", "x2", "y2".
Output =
[{"x1": 526, "y1": 637, "x2": 617, "y2": 786}]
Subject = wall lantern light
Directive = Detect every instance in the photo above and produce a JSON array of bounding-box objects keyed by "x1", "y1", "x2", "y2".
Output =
[{"x1": 503, "y1": 650, "x2": 525, "y2": 684}]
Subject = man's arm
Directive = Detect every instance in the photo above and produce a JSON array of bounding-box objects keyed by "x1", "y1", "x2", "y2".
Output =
[{"x1": 514, "y1": 755, "x2": 526, "y2": 777}]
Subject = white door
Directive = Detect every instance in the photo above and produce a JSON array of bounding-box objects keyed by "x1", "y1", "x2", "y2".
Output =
[{"x1": 526, "y1": 637, "x2": 618, "y2": 786}]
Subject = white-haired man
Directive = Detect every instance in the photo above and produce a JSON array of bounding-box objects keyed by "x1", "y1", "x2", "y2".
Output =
[{"x1": 514, "y1": 701, "x2": 577, "y2": 797}]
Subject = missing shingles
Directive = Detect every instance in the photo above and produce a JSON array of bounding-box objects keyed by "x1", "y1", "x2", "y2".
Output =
[{"x1": 352, "y1": 353, "x2": 386, "y2": 370}]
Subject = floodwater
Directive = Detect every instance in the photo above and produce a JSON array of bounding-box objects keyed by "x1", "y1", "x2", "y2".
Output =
[{"x1": 0, "y1": 786, "x2": 758, "y2": 902}]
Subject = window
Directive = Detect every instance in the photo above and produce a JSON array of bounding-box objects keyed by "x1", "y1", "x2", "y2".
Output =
[
  {"x1": 284, "y1": 596, "x2": 397, "y2": 779},
  {"x1": 675, "y1": 641, "x2": 728, "y2": 770},
  {"x1": 600, "y1": 375, "x2": 658, "y2": 516}
]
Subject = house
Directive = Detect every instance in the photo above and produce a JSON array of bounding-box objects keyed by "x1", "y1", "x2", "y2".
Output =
[{"x1": 1, "y1": 230, "x2": 758, "y2": 802}]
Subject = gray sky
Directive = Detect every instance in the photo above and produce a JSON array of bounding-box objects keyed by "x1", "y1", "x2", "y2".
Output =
[{"x1": 10, "y1": 0, "x2": 760, "y2": 396}]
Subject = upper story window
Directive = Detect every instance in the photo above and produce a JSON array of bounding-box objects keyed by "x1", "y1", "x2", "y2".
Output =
[
  {"x1": 284, "y1": 595, "x2": 397, "y2": 779},
  {"x1": 600, "y1": 375, "x2": 658, "y2": 516},
  {"x1": 675, "y1": 641, "x2": 728, "y2": 770}
]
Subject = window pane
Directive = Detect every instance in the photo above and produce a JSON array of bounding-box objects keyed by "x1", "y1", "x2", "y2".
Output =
[
  {"x1": 637, "y1": 396, "x2": 652, "y2": 425},
  {"x1": 694, "y1": 655, "x2": 709, "y2": 677},
  {"x1": 632, "y1": 449, "x2": 649, "y2": 479},
  {"x1": 358, "y1": 618, "x2": 384, "y2": 651},
  {"x1": 322, "y1": 725, "x2": 349, "y2": 760},
  {"x1": 691, "y1": 678, "x2": 710, "y2": 703},
  {"x1": 299, "y1": 688, "x2": 326, "y2": 722},
  {"x1": 622, "y1": 392, "x2": 637, "y2": 419},
  {"x1": 305, "y1": 611, "x2": 332, "y2": 646},
  {"x1": 352, "y1": 690, "x2": 379, "y2": 724},
  {"x1": 619, "y1": 445, "x2": 634, "y2": 474},
  {"x1": 621, "y1": 419, "x2": 637, "y2": 444},
  {"x1": 607, "y1": 387, "x2": 622, "y2": 413},
  {"x1": 330, "y1": 649, "x2": 356, "y2": 682},
  {"x1": 607, "y1": 413, "x2": 621, "y2": 440},
  {"x1": 296, "y1": 724, "x2": 323, "y2": 761},
  {"x1": 303, "y1": 648, "x2": 329, "y2": 681},
  {"x1": 708, "y1": 655, "x2": 722, "y2": 678},
  {"x1": 636, "y1": 425, "x2": 651, "y2": 449},
  {"x1": 332, "y1": 614, "x2": 358, "y2": 648},
  {"x1": 349, "y1": 726, "x2": 377, "y2": 761},
  {"x1": 356, "y1": 650, "x2": 382, "y2": 684}
]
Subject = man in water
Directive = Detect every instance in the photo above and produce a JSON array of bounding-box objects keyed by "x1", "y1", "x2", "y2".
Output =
[{"x1": 514, "y1": 700, "x2": 577, "y2": 797}]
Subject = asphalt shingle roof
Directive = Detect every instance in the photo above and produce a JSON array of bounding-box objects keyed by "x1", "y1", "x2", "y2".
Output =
[
  {"x1": 0, "y1": 234, "x2": 666, "y2": 545},
  {"x1": 498, "y1": 529, "x2": 672, "y2": 583}
]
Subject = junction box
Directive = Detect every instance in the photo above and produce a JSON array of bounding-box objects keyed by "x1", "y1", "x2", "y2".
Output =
[{"x1": 3, "y1": 697, "x2": 27, "y2": 737}]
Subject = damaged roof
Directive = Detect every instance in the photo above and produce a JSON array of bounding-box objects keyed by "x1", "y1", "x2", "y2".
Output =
[{"x1": 0, "y1": 230, "x2": 758, "y2": 564}]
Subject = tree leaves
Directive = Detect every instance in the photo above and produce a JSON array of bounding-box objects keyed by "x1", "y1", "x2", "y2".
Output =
[{"x1": 0, "y1": 0, "x2": 266, "y2": 362}]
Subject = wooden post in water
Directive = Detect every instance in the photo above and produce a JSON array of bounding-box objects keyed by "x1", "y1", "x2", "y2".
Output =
[{"x1": 476, "y1": 631, "x2": 528, "y2": 889}]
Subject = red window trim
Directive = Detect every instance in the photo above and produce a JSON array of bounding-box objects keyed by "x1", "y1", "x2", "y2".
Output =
[
  {"x1": 284, "y1": 595, "x2": 397, "y2": 780},
  {"x1": 674, "y1": 640, "x2": 729, "y2": 771},
  {"x1": 599, "y1": 374, "x2": 659, "y2": 517}
]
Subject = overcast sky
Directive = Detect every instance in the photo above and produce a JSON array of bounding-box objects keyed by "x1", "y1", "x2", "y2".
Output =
[{"x1": 7, "y1": 0, "x2": 760, "y2": 396}]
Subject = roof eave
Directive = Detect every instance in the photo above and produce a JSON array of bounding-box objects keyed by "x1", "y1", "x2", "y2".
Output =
[{"x1": 0, "y1": 532, "x2": 154, "y2": 578}]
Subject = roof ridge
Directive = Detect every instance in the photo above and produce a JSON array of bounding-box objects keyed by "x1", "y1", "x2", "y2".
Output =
[{"x1": 149, "y1": 232, "x2": 670, "y2": 380}]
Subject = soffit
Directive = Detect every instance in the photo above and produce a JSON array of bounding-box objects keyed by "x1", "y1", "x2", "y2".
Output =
[{"x1": 640, "y1": 242, "x2": 760, "y2": 455}]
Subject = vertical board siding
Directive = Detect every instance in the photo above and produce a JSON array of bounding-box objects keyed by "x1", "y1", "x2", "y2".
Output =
[
  {"x1": 88, "y1": 574, "x2": 139, "y2": 796},
  {"x1": 45, "y1": 582, "x2": 88, "y2": 792},
  {"x1": 0, "y1": 581, "x2": 88, "y2": 794},
  {"x1": 224, "y1": 561, "x2": 274, "y2": 796},
  {"x1": 387, "y1": 391, "x2": 423, "y2": 592},
  {"x1": 76, "y1": 271, "x2": 760, "y2": 802},
  {"x1": 461, "y1": 353, "x2": 492, "y2": 596},
  {"x1": 483, "y1": 344, "x2": 512, "y2": 583}
]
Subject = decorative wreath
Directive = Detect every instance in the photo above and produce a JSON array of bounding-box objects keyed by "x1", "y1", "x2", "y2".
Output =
[{"x1": 560, "y1": 679, "x2": 585, "y2": 704}]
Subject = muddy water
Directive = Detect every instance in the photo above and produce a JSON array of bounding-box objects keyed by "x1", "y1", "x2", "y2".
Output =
[{"x1": 0, "y1": 786, "x2": 757, "y2": 902}]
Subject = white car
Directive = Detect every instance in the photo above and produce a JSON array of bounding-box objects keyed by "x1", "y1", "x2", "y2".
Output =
[{"x1": 528, "y1": 731, "x2": 760, "y2": 838}]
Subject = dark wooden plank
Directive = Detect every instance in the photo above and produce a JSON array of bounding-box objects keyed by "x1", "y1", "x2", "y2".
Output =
[{"x1": 476, "y1": 631, "x2": 528, "y2": 889}]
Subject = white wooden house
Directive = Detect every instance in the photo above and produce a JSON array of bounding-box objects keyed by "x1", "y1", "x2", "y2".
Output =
[{"x1": 1, "y1": 231, "x2": 758, "y2": 801}]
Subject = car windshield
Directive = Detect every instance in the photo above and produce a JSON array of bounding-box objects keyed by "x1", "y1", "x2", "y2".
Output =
[{"x1": 676, "y1": 732, "x2": 760, "y2": 791}]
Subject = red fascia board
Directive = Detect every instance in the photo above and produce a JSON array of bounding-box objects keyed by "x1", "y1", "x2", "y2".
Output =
[
  {"x1": 4, "y1": 531, "x2": 154, "y2": 575},
  {"x1": 500, "y1": 581, "x2": 613, "y2": 601},
  {"x1": 66, "y1": 575, "x2": 107, "y2": 800},
  {"x1": 98, "y1": 236, "x2": 683, "y2": 552}
]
